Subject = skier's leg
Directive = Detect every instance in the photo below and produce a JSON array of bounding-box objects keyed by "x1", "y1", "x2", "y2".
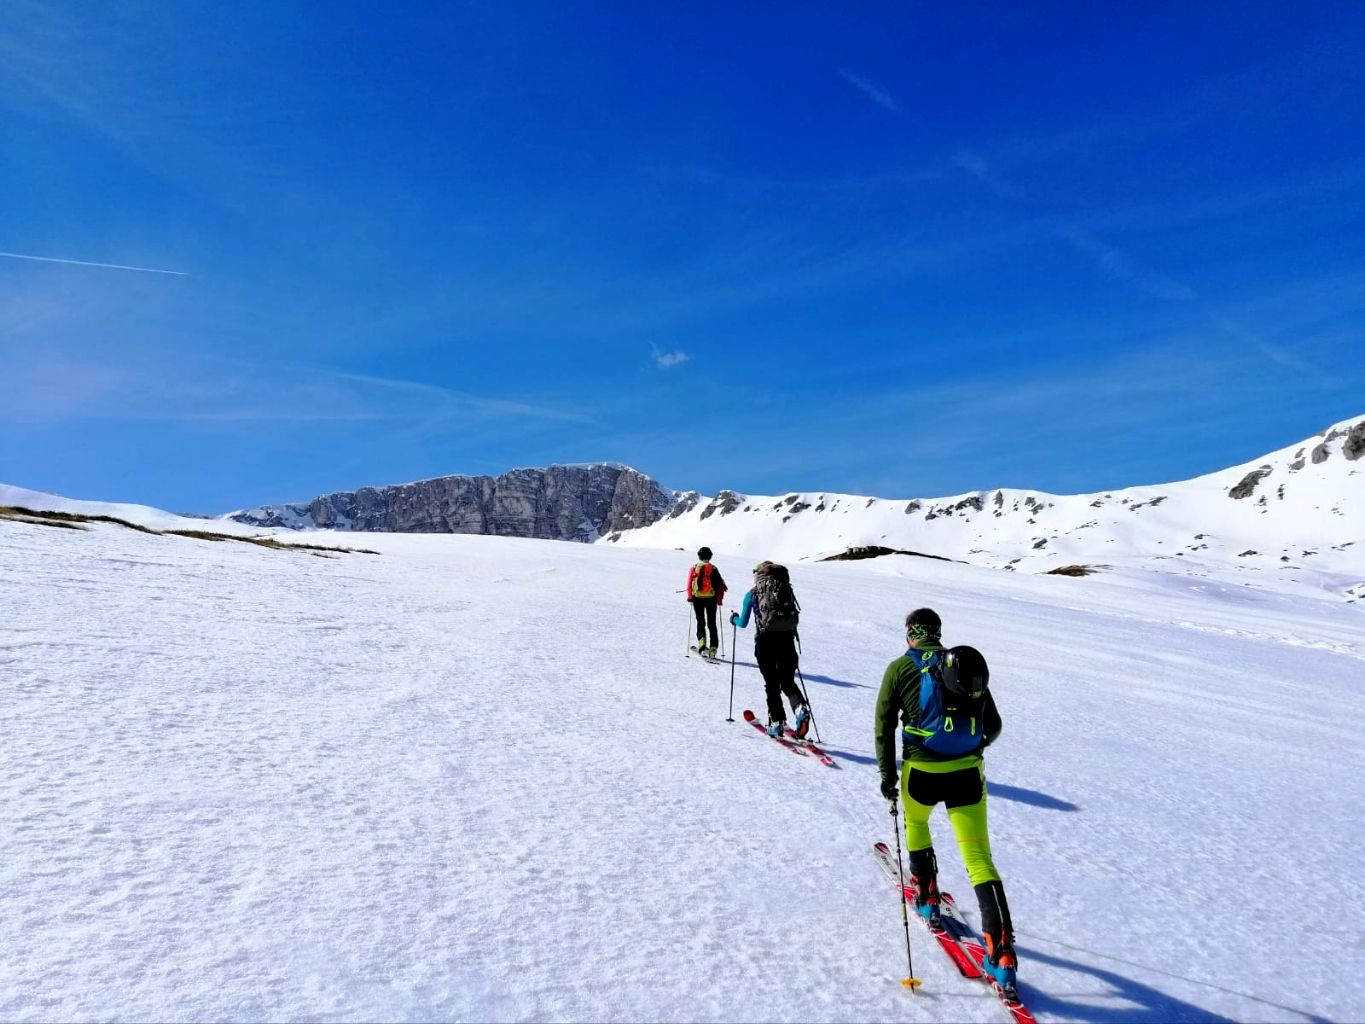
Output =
[
  {"x1": 692, "y1": 600, "x2": 706, "y2": 645},
  {"x1": 705, "y1": 601, "x2": 719, "y2": 650},
  {"x1": 899, "y1": 766, "x2": 939, "y2": 880},
  {"x1": 908, "y1": 846, "x2": 941, "y2": 916},
  {"x1": 774, "y1": 633, "x2": 805, "y2": 714},
  {"x1": 755, "y1": 634, "x2": 785, "y2": 723},
  {"x1": 903, "y1": 767, "x2": 952, "y2": 920},
  {"x1": 941, "y1": 766, "x2": 999, "y2": 885},
  {"x1": 974, "y1": 877, "x2": 1015, "y2": 960},
  {"x1": 943, "y1": 766, "x2": 1016, "y2": 977}
]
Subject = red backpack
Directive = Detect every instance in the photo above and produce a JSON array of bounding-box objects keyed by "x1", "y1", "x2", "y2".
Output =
[{"x1": 691, "y1": 562, "x2": 715, "y2": 598}]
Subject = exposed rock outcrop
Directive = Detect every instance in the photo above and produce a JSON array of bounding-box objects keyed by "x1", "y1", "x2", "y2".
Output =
[
  {"x1": 232, "y1": 465, "x2": 674, "y2": 541},
  {"x1": 1228, "y1": 466, "x2": 1272, "y2": 499},
  {"x1": 698, "y1": 490, "x2": 743, "y2": 521},
  {"x1": 1344, "y1": 421, "x2": 1365, "y2": 461},
  {"x1": 668, "y1": 491, "x2": 703, "y2": 519}
]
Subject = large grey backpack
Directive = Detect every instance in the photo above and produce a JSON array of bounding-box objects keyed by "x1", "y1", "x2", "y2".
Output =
[{"x1": 754, "y1": 564, "x2": 800, "y2": 632}]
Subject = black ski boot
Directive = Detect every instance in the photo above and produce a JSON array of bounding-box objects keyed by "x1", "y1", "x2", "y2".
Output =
[
  {"x1": 908, "y1": 847, "x2": 944, "y2": 931},
  {"x1": 974, "y1": 879, "x2": 1019, "y2": 998}
]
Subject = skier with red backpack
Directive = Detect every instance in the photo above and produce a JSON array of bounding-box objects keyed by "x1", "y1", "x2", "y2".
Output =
[
  {"x1": 874, "y1": 607, "x2": 1019, "y2": 1000},
  {"x1": 730, "y1": 561, "x2": 811, "y2": 739},
  {"x1": 686, "y1": 547, "x2": 727, "y2": 659}
]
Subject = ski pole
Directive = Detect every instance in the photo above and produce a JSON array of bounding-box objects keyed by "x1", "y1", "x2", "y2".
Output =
[
  {"x1": 686, "y1": 606, "x2": 694, "y2": 658},
  {"x1": 890, "y1": 797, "x2": 922, "y2": 992},
  {"x1": 726, "y1": 621, "x2": 737, "y2": 722},
  {"x1": 794, "y1": 665, "x2": 822, "y2": 744}
]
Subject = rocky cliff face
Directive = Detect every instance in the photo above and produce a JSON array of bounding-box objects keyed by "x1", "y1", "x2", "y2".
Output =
[{"x1": 231, "y1": 465, "x2": 675, "y2": 541}]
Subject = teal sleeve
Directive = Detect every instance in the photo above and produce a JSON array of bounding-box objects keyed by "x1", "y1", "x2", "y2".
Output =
[{"x1": 733, "y1": 590, "x2": 754, "y2": 628}]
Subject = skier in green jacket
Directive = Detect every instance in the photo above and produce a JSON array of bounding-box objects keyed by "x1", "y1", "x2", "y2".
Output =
[{"x1": 874, "y1": 607, "x2": 1018, "y2": 996}]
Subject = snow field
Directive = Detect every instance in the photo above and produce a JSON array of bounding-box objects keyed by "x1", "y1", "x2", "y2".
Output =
[{"x1": 1, "y1": 517, "x2": 1362, "y2": 1022}]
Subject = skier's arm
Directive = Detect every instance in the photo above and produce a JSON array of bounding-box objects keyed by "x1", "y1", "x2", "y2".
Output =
[
  {"x1": 712, "y1": 567, "x2": 727, "y2": 604},
  {"x1": 685, "y1": 565, "x2": 695, "y2": 601},
  {"x1": 731, "y1": 590, "x2": 754, "y2": 628},
  {"x1": 982, "y1": 690, "x2": 1002, "y2": 748},
  {"x1": 874, "y1": 661, "x2": 901, "y2": 787}
]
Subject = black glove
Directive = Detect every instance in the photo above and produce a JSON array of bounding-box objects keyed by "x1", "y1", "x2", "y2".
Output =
[
  {"x1": 729, "y1": 612, "x2": 739, "y2": 625},
  {"x1": 880, "y1": 775, "x2": 899, "y2": 801}
]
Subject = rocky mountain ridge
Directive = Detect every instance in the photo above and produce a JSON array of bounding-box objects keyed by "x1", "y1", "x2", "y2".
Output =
[
  {"x1": 605, "y1": 416, "x2": 1365, "y2": 590},
  {"x1": 229, "y1": 464, "x2": 674, "y2": 542}
]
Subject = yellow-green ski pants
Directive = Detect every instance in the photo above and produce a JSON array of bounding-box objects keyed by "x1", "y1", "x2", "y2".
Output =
[{"x1": 900, "y1": 762, "x2": 1001, "y2": 886}]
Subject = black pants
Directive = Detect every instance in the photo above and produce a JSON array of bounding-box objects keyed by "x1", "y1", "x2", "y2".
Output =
[
  {"x1": 692, "y1": 598, "x2": 719, "y2": 649},
  {"x1": 755, "y1": 630, "x2": 804, "y2": 722}
]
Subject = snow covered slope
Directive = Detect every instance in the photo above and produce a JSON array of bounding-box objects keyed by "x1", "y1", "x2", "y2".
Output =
[
  {"x1": 2, "y1": 511, "x2": 1362, "y2": 1022},
  {"x1": 0, "y1": 483, "x2": 270, "y2": 537},
  {"x1": 607, "y1": 416, "x2": 1365, "y2": 583}
]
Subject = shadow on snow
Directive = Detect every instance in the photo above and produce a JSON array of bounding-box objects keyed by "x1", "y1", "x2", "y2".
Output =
[
  {"x1": 1017, "y1": 942, "x2": 1327, "y2": 1024},
  {"x1": 986, "y1": 782, "x2": 1080, "y2": 812},
  {"x1": 798, "y1": 670, "x2": 874, "y2": 690},
  {"x1": 724, "y1": 659, "x2": 872, "y2": 690}
]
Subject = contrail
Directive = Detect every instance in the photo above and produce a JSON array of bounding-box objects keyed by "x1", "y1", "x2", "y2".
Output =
[{"x1": 0, "y1": 251, "x2": 186, "y2": 276}]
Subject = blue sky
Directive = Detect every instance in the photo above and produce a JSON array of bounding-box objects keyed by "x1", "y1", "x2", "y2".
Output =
[{"x1": 2, "y1": 3, "x2": 1363, "y2": 512}]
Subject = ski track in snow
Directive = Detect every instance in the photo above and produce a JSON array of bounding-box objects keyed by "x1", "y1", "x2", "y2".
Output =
[{"x1": 1, "y1": 519, "x2": 1362, "y2": 1022}]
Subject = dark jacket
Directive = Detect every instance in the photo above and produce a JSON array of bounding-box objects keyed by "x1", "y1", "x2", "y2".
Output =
[{"x1": 874, "y1": 646, "x2": 1001, "y2": 784}]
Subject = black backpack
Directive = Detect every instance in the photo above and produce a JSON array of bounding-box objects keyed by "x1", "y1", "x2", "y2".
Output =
[{"x1": 754, "y1": 564, "x2": 800, "y2": 632}]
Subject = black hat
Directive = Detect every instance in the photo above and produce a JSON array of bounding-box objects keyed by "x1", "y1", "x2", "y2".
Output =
[{"x1": 697, "y1": 546, "x2": 712, "y2": 561}]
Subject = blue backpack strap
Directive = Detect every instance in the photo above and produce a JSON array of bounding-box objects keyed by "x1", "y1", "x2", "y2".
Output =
[{"x1": 903, "y1": 649, "x2": 942, "y2": 745}]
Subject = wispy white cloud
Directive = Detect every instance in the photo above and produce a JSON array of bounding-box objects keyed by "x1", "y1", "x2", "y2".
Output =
[
  {"x1": 651, "y1": 346, "x2": 689, "y2": 370},
  {"x1": 953, "y1": 150, "x2": 1021, "y2": 199},
  {"x1": 1055, "y1": 228, "x2": 1197, "y2": 303},
  {"x1": 323, "y1": 369, "x2": 592, "y2": 422},
  {"x1": 949, "y1": 150, "x2": 1322, "y2": 377},
  {"x1": 952, "y1": 150, "x2": 1200, "y2": 302},
  {"x1": 839, "y1": 69, "x2": 903, "y2": 116},
  {"x1": 1204, "y1": 312, "x2": 1308, "y2": 372},
  {"x1": 654, "y1": 163, "x2": 944, "y2": 194},
  {"x1": 0, "y1": 251, "x2": 185, "y2": 276},
  {"x1": 0, "y1": 353, "x2": 590, "y2": 427},
  {"x1": 752, "y1": 332, "x2": 1304, "y2": 492}
]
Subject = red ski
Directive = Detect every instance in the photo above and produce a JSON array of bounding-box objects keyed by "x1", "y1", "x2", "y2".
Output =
[
  {"x1": 871, "y1": 842, "x2": 981, "y2": 979},
  {"x1": 781, "y1": 727, "x2": 838, "y2": 768},
  {"x1": 742, "y1": 710, "x2": 809, "y2": 758},
  {"x1": 939, "y1": 891, "x2": 1037, "y2": 1024}
]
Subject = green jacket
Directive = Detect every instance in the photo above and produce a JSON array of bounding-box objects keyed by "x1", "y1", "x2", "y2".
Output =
[{"x1": 874, "y1": 646, "x2": 1002, "y2": 785}]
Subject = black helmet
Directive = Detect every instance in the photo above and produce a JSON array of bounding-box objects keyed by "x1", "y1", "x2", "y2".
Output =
[
  {"x1": 697, "y1": 546, "x2": 712, "y2": 561},
  {"x1": 940, "y1": 645, "x2": 988, "y2": 699}
]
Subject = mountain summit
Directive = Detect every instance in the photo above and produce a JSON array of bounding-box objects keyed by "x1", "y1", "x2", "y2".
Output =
[{"x1": 230, "y1": 464, "x2": 674, "y2": 541}]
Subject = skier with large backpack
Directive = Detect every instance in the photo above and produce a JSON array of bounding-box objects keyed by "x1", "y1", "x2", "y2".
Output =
[
  {"x1": 730, "y1": 561, "x2": 811, "y2": 739},
  {"x1": 686, "y1": 547, "x2": 727, "y2": 659},
  {"x1": 874, "y1": 607, "x2": 1019, "y2": 998}
]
